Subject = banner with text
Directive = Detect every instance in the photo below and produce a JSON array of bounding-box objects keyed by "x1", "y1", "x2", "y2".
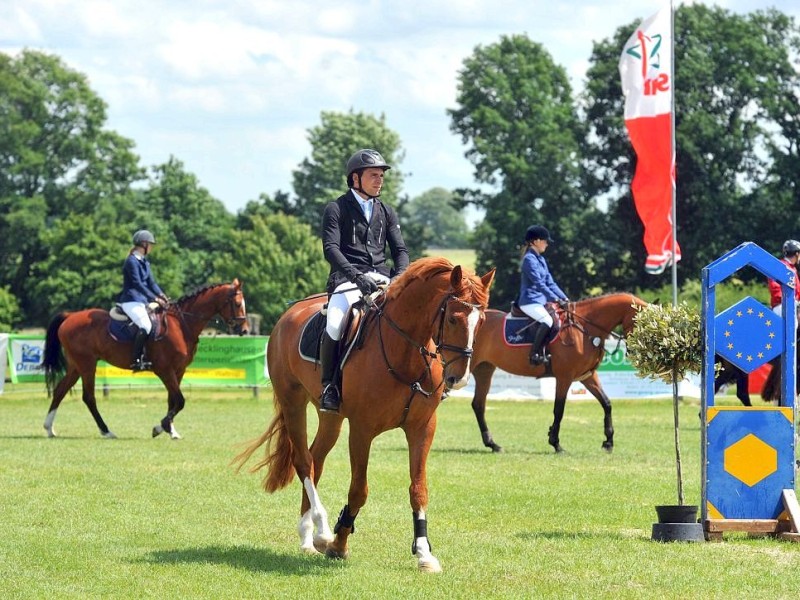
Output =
[
  {"x1": 6, "y1": 335, "x2": 269, "y2": 387},
  {"x1": 0, "y1": 334, "x2": 7, "y2": 393}
]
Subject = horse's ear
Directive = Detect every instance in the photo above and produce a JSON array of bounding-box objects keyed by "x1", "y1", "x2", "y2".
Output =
[
  {"x1": 233, "y1": 278, "x2": 241, "y2": 289},
  {"x1": 481, "y1": 268, "x2": 496, "y2": 290},
  {"x1": 450, "y1": 265, "x2": 463, "y2": 288}
]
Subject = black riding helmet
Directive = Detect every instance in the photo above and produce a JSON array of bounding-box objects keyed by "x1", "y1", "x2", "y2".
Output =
[
  {"x1": 782, "y1": 239, "x2": 800, "y2": 256},
  {"x1": 525, "y1": 225, "x2": 555, "y2": 243},
  {"x1": 345, "y1": 149, "x2": 391, "y2": 191}
]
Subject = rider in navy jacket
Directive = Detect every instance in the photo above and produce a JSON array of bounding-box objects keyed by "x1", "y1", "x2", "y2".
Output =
[
  {"x1": 119, "y1": 230, "x2": 168, "y2": 371},
  {"x1": 517, "y1": 225, "x2": 569, "y2": 365}
]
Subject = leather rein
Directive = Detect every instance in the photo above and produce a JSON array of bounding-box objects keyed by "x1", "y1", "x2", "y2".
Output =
[{"x1": 369, "y1": 290, "x2": 482, "y2": 425}]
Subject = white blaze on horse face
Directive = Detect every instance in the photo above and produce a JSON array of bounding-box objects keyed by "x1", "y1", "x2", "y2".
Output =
[{"x1": 450, "y1": 306, "x2": 481, "y2": 390}]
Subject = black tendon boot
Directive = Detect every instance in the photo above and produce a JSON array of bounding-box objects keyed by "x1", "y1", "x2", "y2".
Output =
[
  {"x1": 130, "y1": 327, "x2": 152, "y2": 371},
  {"x1": 528, "y1": 322, "x2": 551, "y2": 366},
  {"x1": 319, "y1": 332, "x2": 341, "y2": 413}
]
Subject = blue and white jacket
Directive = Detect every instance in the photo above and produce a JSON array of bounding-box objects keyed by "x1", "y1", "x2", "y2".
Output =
[
  {"x1": 518, "y1": 249, "x2": 567, "y2": 305},
  {"x1": 118, "y1": 253, "x2": 164, "y2": 304}
]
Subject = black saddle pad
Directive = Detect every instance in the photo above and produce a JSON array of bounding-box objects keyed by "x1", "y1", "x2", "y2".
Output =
[
  {"x1": 502, "y1": 313, "x2": 559, "y2": 347},
  {"x1": 299, "y1": 311, "x2": 326, "y2": 362},
  {"x1": 108, "y1": 311, "x2": 164, "y2": 342}
]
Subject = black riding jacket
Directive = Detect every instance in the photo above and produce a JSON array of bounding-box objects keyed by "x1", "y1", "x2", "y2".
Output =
[{"x1": 322, "y1": 191, "x2": 409, "y2": 292}]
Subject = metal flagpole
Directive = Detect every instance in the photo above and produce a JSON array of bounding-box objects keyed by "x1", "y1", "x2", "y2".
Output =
[{"x1": 670, "y1": 0, "x2": 678, "y2": 308}]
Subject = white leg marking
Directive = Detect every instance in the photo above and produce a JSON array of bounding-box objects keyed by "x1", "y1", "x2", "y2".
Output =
[
  {"x1": 170, "y1": 425, "x2": 182, "y2": 440},
  {"x1": 450, "y1": 307, "x2": 480, "y2": 390},
  {"x1": 102, "y1": 430, "x2": 117, "y2": 439},
  {"x1": 303, "y1": 477, "x2": 333, "y2": 552},
  {"x1": 298, "y1": 509, "x2": 318, "y2": 554},
  {"x1": 413, "y1": 510, "x2": 442, "y2": 573},
  {"x1": 43, "y1": 410, "x2": 57, "y2": 438}
]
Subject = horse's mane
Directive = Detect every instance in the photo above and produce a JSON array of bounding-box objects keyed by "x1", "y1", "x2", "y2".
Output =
[
  {"x1": 385, "y1": 256, "x2": 490, "y2": 307},
  {"x1": 175, "y1": 282, "x2": 229, "y2": 305}
]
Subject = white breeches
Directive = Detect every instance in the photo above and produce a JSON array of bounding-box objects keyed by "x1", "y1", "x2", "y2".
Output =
[
  {"x1": 120, "y1": 302, "x2": 152, "y2": 333},
  {"x1": 518, "y1": 303, "x2": 553, "y2": 328},
  {"x1": 326, "y1": 272, "x2": 389, "y2": 340}
]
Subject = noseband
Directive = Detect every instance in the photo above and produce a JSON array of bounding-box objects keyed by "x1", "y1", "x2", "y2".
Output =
[
  {"x1": 373, "y1": 291, "x2": 482, "y2": 395},
  {"x1": 433, "y1": 295, "x2": 481, "y2": 368},
  {"x1": 224, "y1": 289, "x2": 248, "y2": 332}
]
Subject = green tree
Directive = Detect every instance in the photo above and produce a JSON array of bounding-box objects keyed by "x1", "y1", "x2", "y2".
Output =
[
  {"x1": 0, "y1": 286, "x2": 21, "y2": 332},
  {"x1": 583, "y1": 5, "x2": 800, "y2": 289},
  {"x1": 449, "y1": 35, "x2": 589, "y2": 307},
  {"x1": 214, "y1": 213, "x2": 328, "y2": 333},
  {"x1": 291, "y1": 110, "x2": 405, "y2": 233},
  {"x1": 0, "y1": 50, "x2": 145, "y2": 324},
  {"x1": 143, "y1": 157, "x2": 235, "y2": 291},
  {"x1": 405, "y1": 188, "x2": 470, "y2": 249}
]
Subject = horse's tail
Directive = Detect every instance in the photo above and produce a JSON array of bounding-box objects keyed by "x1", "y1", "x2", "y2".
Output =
[
  {"x1": 231, "y1": 396, "x2": 296, "y2": 493},
  {"x1": 42, "y1": 312, "x2": 69, "y2": 397},
  {"x1": 761, "y1": 364, "x2": 781, "y2": 403}
]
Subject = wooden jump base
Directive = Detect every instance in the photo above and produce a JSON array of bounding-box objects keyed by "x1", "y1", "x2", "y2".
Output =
[{"x1": 704, "y1": 490, "x2": 800, "y2": 542}]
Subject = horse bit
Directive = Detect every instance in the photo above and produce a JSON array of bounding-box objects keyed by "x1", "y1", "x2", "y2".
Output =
[{"x1": 371, "y1": 291, "x2": 482, "y2": 423}]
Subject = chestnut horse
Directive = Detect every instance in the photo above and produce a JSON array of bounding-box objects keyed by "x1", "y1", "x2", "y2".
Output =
[
  {"x1": 42, "y1": 280, "x2": 248, "y2": 439},
  {"x1": 470, "y1": 293, "x2": 647, "y2": 453},
  {"x1": 233, "y1": 258, "x2": 495, "y2": 572}
]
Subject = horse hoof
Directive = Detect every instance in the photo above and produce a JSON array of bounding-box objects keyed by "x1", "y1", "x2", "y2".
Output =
[
  {"x1": 552, "y1": 445, "x2": 565, "y2": 454},
  {"x1": 152, "y1": 425, "x2": 163, "y2": 438},
  {"x1": 418, "y1": 557, "x2": 443, "y2": 573},
  {"x1": 602, "y1": 443, "x2": 613, "y2": 453},
  {"x1": 313, "y1": 535, "x2": 333, "y2": 554},
  {"x1": 102, "y1": 431, "x2": 117, "y2": 439},
  {"x1": 300, "y1": 544, "x2": 320, "y2": 555},
  {"x1": 491, "y1": 444, "x2": 503, "y2": 453},
  {"x1": 44, "y1": 426, "x2": 56, "y2": 438},
  {"x1": 324, "y1": 546, "x2": 349, "y2": 560},
  {"x1": 170, "y1": 429, "x2": 182, "y2": 440}
]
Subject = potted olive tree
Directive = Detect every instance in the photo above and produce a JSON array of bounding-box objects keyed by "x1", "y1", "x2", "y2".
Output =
[{"x1": 626, "y1": 302, "x2": 706, "y2": 538}]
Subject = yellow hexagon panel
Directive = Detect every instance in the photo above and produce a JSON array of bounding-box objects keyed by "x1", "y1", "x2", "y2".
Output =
[{"x1": 724, "y1": 433, "x2": 777, "y2": 487}]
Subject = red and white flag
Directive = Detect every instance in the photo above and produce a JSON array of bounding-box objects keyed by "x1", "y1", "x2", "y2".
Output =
[{"x1": 619, "y1": 7, "x2": 680, "y2": 275}]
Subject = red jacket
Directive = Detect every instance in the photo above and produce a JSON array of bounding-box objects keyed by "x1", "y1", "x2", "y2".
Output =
[{"x1": 767, "y1": 258, "x2": 800, "y2": 308}]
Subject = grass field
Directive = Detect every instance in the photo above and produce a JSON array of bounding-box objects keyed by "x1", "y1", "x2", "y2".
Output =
[{"x1": 1, "y1": 384, "x2": 799, "y2": 599}]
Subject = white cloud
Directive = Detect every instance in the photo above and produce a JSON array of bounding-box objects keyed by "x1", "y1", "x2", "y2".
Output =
[{"x1": 2, "y1": 0, "x2": 797, "y2": 212}]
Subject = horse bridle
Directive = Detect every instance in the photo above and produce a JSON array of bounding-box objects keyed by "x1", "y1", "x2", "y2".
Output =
[
  {"x1": 224, "y1": 288, "x2": 248, "y2": 332},
  {"x1": 170, "y1": 285, "x2": 247, "y2": 333},
  {"x1": 372, "y1": 291, "x2": 482, "y2": 409}
]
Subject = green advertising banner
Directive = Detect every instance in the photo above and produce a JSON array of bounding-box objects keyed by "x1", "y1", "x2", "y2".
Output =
[{"x1": 6, "y1": 334, "x2": 269, "y2": 387}]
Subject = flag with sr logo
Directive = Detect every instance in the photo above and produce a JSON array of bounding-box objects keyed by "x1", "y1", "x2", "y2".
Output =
[{"x1": 619, "y1": 8, "x2": 680, "y2": 275}]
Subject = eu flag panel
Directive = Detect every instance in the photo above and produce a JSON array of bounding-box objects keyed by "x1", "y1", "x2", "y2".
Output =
[
  {"x1": 714, "y1": 296, "x2": 783, "y2": 374},
  {"x1": 705, "y1": 407, "x2": 795, "y2": 519}
]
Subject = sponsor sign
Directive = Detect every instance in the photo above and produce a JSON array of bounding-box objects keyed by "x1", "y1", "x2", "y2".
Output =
[{"x1": 6, "y1": 335, "x2": 269, "y2": 387}]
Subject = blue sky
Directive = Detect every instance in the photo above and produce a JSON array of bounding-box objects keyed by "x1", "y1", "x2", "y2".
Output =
[{"x1": 2, "y1": 1, "x2": 797, "y2": 216}]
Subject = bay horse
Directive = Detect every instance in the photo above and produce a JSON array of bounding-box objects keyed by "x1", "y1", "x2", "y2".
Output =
[
  {"x1": 470, "y1": 293, "x2": 647, "y2": 454},
  {"x1": 42, "y1": 279, "x2": 248, "y2": 440},
  {"x1": 233, "y1": 257, "x2": 495, "y2": 572}
]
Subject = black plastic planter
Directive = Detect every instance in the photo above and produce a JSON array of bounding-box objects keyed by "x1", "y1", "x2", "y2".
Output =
[{"x1": 651, "y1": 505, "x2": 705, "y2": 542}]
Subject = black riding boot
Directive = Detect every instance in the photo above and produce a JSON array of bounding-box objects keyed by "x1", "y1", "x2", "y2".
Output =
[
  {"x1": 529, "y1": 322, "x2": 551, "y2": 366},
  {"x1": 130, "y1": 327, "x2": 152, "y2": 372},
  {"x1": 319, "y1": 332, "x2": 341, "y2": 413}
]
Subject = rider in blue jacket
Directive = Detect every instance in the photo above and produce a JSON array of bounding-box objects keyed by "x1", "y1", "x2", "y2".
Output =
[
  {"x1": 518, "y1": 225, "x2": 569, "y2": 365},
  {"x1": 118, "y1": 230, "x2": 168, "y2": 371}
]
